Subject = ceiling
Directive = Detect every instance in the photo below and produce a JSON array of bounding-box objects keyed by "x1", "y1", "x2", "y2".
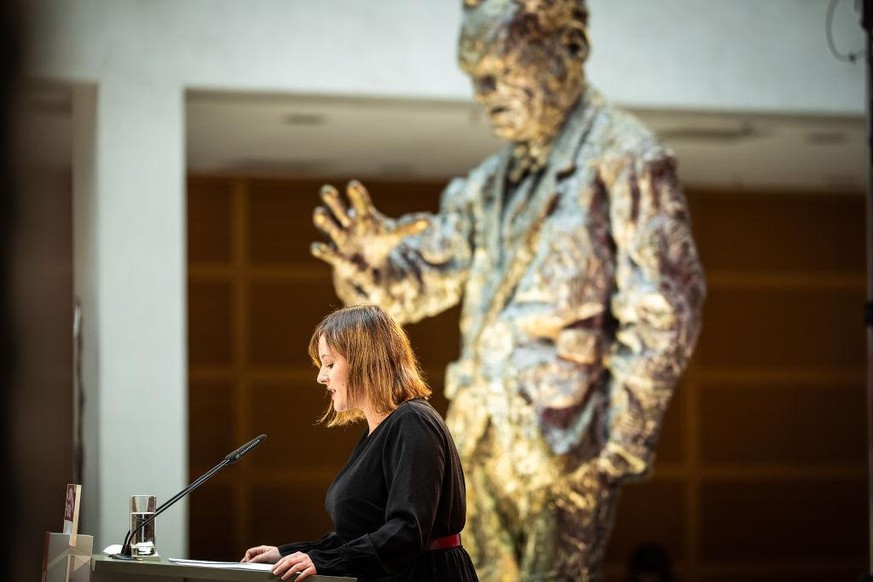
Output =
[{"x1": 16, "y1": 84, "x2": 868, "y2": 194}]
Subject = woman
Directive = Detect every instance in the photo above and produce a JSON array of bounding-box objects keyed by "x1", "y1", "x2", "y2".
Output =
[{"x1": 241, "y1": 304, "x2": 478, "y2": 581}]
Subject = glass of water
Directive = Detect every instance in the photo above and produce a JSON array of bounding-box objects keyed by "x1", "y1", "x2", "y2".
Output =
[{"x1": 129, "y1": 494, "x2": 157, "y2": 558}]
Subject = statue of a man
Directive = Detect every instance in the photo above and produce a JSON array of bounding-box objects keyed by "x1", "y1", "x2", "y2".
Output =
[{"x1": 310, "y1": 1, "x2": 706, "y2": 580}]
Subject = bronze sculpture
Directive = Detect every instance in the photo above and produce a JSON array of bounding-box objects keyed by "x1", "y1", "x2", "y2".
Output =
[{"x1": 311, "y1": 1, "x2": 705, "y2": 579}]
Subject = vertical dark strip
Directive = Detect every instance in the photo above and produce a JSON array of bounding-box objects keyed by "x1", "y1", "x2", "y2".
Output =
[
  {"x1": 0, "y1": 1, "x2": 22, "y2": 581},
  {"x1": 863, "y1": 1, "x2": 873, "y2": 577}
]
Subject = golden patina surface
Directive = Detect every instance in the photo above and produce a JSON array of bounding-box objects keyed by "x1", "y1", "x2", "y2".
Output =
[{"x1": 311, "y1": 1, "x2": 705, "y2": 580}]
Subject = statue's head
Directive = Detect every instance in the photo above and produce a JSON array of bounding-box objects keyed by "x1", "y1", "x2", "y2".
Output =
[{"x1": 458, "y1": 0, "x2": 589, "y2": 146}]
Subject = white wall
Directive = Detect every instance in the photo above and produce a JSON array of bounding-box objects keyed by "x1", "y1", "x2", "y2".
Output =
[
  {"x1": 70, "y1": 81, "x2": 186, "y2": 556},
  {"x1": 23, "y1": 0, "x2": 866, "y2": 559},
  {"x1": 588, "y1": 0, "x2": 865, "y2": 114},
  {"x1": 29, "y1": 0, "x2": 865, "y2": 112}
]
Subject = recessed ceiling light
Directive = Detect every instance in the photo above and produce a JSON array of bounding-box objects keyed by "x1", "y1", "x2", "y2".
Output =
[
  {"x1": 805, "y1": 131, "x2": 847, "y2": 146},
  {"x1": 657, "y1": 122, "x2": 760, "y2": 143},
  {"x1": 283, "y1": 113, "x2": 326, "y2": 126}
]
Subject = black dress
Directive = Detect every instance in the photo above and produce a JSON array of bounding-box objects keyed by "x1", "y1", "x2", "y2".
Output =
[{"x1": 278, "y1": 399, "x2": 479, "y2": 582}]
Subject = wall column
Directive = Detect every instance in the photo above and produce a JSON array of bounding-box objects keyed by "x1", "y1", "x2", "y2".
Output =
[{"x1": 73, "y1": 79, "x2": 187, "y2": 557}]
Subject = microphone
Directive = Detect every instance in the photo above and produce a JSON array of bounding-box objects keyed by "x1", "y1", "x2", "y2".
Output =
[
  {"x1": 225, "y1": 434, "x2": 267, "y2": 464},
  {"x1": 111, "y1": 434, "x2": 267, "y2": 560}
]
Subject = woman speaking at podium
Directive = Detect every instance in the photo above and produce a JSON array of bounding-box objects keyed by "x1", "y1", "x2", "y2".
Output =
[{"x1": 241, "y1": 305, "x2": 478, "y2": 581}]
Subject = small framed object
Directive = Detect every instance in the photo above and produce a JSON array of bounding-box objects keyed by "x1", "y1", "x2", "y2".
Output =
[
  {"x1": 42, "y1": 484, "x2": 90, "y2": 582},
  {"x1": 62, "y1": 484, "x2": 82, "y2": 545}
]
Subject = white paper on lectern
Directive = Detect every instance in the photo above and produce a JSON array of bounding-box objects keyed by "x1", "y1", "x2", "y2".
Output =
[{"x1": 168, "y1": 558, "x2": 274, "y2": 572}]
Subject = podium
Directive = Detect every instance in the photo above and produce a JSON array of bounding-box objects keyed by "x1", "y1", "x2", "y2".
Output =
[
  {"x1": 43, "y1": 533, "x2": 94, "y2": 582},
  {"x1": 90, "y1": 556, "x2": 357, "y2": 581}
]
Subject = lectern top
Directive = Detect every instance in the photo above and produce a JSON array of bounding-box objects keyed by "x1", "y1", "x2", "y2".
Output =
[{"x1": 91, "y1": 555, "x2": 357, "y2": 581}]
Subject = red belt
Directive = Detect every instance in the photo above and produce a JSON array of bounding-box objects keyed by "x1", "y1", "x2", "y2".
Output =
[{"x1": 427, "y1": 533, "x2": 462, "y2": 551}]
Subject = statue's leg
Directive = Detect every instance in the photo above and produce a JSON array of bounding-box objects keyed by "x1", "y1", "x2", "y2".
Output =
[
  {"x1": 464, "y1": 450, "x2": 522, "y2": 582},
  {"x1": 447, "y1": 395, "x2": 520, "y2": 582},
  {"x1": 521, "y1": 467, "x2": 621, "y2": 582}
]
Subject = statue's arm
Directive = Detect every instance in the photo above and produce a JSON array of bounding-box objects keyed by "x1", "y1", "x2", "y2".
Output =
[
  {"x1": 598, "y1": 152, "x2": 706, "y2": 484},
  {"x1": 320, "y1": 178, "x2": 475, "y2": 325}
]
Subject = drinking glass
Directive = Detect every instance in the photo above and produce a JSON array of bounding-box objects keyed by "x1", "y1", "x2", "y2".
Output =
[{"x1": 129, "y1": 494, "x2": 157, "y2": 558}]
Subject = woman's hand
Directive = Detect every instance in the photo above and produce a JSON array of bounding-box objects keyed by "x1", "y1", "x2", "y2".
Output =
[
  {"x1": 240, "y1": 545, "x2": 280, "y2": 563},
  {"x1": 271, "y1": 551, "x2": 317, "y2": 581}
]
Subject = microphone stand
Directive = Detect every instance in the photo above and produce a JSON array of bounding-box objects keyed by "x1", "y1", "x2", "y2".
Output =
[{"x1": 112, "y1": 434, "x2": 267, "y2": 560}]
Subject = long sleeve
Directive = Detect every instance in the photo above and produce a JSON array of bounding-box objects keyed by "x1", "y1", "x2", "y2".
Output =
[
  {"x1": 278, "y1": 532, "x2": 342, "y2": 556},
  {"x1": 332, "y1": 177, "x2": 476, "y2": 325},
  {"x1": 301, "y1": 403, "x2": 462, "y2": 579},
  {"x1": 598, "y1": 151, "x2": 706, "y2": 483}
]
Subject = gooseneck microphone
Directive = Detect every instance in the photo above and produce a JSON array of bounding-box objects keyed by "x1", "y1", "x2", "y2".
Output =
[{"x1": 111, "y1": 434, "x2": 267, "y2": 560}]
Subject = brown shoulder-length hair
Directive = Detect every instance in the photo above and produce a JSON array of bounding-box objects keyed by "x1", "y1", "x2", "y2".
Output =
[{"x1": 308, "y1": 304, "x2": 431, "y2": 427}]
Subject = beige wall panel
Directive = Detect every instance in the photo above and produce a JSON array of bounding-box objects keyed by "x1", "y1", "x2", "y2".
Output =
[
  {"x1": 251, "y1": 482, "x2": 337, "y2": 547},
  {"x1": 248, "y1": 279, "x2": 341, "y2": 367},
  {"x1": 188, "y1": 482, "x2": 237, "y2": 561},
  {"x1": 700, "y1": 567, "x2": 863, "y2": 582},
  {"x1": 188, "y1": 280, "x2": 234, "y2": 366},
  {"x1": 189, "y1": 379, "x2": 236, "y2": 470},
  {"x1": 248, "y1": 179, "x2": 320, "y2": 265},
  {"x1": 693, "y1": 193, "x2": 865, "y2": 273},
  {"x1": 605, "y1": 480, "x2": 687, "y2": 562},
  {"x1": 700, "y1": 383, "x2": 865, "y2": 465},
  {"x1": 188, "y1": 177, "x2": 233, "y2": 264},
  {"x1": 700, "y1": 480, "x2": 866, "y2": 562},
  {"x1": 696, "y1": 287, "x2": 865, "y2": 368},
  {"x1": 249, "y1": 381, "x2": 362, "y2": 471}
]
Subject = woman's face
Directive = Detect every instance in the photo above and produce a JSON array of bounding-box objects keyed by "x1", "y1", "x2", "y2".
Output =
[{"x1": 317, "y1": 336, "x2": 351, "y2": 413}]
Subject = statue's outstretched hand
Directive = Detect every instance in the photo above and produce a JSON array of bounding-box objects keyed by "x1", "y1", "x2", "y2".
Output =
[{"x1": 310, "y1": 180, "x2": 429, "y2": 271}]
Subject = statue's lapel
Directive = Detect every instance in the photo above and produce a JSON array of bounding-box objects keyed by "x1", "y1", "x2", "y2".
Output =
[{"x1": 475, "y1": 92, "x2": 601, "y2": 340}]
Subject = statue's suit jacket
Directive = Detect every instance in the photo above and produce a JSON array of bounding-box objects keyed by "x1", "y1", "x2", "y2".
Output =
[{"x1": 331, "y1": 88, "x2": 706, "y2": 483}]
